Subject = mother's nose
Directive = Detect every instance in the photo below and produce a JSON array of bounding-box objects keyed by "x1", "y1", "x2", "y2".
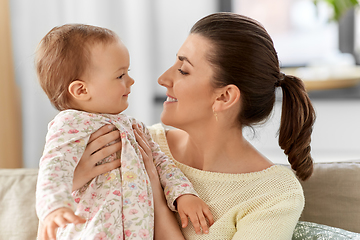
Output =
[{"x1": 158, "y1": 67, "x2": 173, "y2": 88}]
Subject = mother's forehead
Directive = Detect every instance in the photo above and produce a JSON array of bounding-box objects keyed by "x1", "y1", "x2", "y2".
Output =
[{"x1": 177, "y1": 34, "x2": 213, "y2": 63}]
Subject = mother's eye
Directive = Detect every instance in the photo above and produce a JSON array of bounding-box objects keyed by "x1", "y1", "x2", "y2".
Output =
[{"x1": 178, "y1": 69, "x2": 189, "y2": 75}]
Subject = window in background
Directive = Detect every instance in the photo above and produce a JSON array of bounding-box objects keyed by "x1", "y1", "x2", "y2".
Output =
[
  {"x1": 233, "y1": 0, "x2": 340, "y2": 67},
  {"x1": 232, "y1": 0, "x2": 360, "y2": 99},
  {"x1": 231, "y1": 0, "x2": 360, "y2": 163}
]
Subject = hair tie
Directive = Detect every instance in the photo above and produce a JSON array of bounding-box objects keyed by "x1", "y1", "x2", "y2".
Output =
[{"x1": 275, "y1": 72, "x2": 286, "y2": 87}]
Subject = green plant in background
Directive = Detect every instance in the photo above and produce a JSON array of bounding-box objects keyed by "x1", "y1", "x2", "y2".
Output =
[{"x1": 314, "y1": 0, "x2": 359, "y2": 21}]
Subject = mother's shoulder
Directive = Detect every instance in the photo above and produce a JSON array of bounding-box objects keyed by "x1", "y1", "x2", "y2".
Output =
[
  {"x1": 147, "y1": 123, "x2": 187, "y2": 140},
  {"x1": 166, "y1": 128, "x2": 187, "y2": 140}
]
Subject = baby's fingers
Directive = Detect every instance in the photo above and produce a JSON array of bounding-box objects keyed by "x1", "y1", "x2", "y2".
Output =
[
  {"x1": 204, "y1": 208, "x2": 214, "y2": 226},
  {"x1": 44, "y1": 222, "x2": 59, "y2": 240},
  {"x1": 45, "y1": 225, "x2": 57, "y2": 240},
  {"x1": 197, "y1": 213, "x2": 209, "y2": 234},
  {"x1": 178, "y1": 211, "x2": 189, "y2": 228},
  {"x1": 52, "y1": 212, "x2": 85, "y2": 230},
  {"x1": 188, "y1": 213, "x2": 202, "y2": 234},
  {"x1": 63, "y1": 211, "x2": 86, "y2": 225}
]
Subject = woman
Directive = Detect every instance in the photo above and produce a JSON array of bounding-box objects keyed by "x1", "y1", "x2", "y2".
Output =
[{"x1": 71, "y1": 12, "x2": 315, "y2": 239}]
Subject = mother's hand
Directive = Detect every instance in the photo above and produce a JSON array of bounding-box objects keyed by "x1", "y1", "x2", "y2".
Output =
[
  {"x1": 133, "y1": 124, "x2": 159, "y2": 183},
  {"x1": 72, "y1": 125, "x2": 121, "y2": 191},
  {"x1": 133, "y1": 124, "x2": 185, "y2": 240}
]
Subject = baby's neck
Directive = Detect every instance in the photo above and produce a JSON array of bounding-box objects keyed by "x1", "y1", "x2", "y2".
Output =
[{"x1": 66, "y1": 107, "x2": 123, "y2": 116}]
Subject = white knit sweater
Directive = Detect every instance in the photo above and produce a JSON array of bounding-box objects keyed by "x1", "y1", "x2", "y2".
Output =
[{"x1": 148, "y1": 123, "x2": 304, "y2": 240}]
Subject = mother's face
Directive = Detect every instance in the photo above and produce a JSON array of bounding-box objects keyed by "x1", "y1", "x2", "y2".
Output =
[{"x1": 157, "y1": 34, "x2": 217, "y2": 129}]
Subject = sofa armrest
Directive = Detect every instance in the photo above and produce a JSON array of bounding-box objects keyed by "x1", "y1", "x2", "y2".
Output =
[
  {"x1": 0, "y1": 168, "x2": 39, "y2": 240},
  {"x1": 299, "y1": 161, "x2": 360, "y2": 233}
]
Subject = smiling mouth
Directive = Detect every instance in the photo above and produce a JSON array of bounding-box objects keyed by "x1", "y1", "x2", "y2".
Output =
[{"x1": 166, "y1": 96, "x2": 178, "y2": 102}]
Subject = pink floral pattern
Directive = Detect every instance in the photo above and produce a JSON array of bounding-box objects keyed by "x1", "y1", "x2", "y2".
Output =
[{"x1": 36, "y1": 110, "x2": 198, "y2": 239}]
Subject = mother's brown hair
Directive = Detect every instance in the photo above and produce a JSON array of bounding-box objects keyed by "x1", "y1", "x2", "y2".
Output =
[{"x1": 191, "y1": 12, "x2": 315, "y2": 181}]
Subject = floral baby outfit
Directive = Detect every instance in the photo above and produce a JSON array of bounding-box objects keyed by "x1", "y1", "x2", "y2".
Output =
[{"x1": 36, "y1": 110, "x2": 198, "y2": 239}]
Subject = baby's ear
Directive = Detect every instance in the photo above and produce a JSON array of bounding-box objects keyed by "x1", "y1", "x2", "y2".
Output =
[{"x1": 68, "y1": 80, "x2": 90, "y2": 101}]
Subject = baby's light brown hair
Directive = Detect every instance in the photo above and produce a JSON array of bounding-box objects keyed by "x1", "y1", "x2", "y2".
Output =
[{"x1": 35, "y1": 24, "x2": 119, "y2": 111}]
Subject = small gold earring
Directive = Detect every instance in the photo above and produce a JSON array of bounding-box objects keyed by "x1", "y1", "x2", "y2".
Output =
[{"x1": 213, "y1": 109, "x2": 218, "y2": 121}]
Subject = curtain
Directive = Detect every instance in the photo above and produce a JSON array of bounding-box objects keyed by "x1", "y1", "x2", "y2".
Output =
[{"x1": 0, "y1": 0, "x2": 22, "y2": 168}]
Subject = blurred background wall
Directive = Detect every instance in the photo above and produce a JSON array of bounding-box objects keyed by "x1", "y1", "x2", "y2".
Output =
[
  {"x1": 2, "y1": 0, "x2": 360, "y2": 168},
  {"x1": 0, "y1": 0, "x2": 22, "y2": 168}
]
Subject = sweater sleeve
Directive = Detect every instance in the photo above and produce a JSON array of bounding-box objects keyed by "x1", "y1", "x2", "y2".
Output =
[
  {"x1": 232, "y1": 190, "x2": 304, "y2": 240},
  {"x1": 35, "y1": 111, "x2": 104, "y2": 221},
  {"x1": 138, "y1": 122, "x2": 198, "y2": 211}
]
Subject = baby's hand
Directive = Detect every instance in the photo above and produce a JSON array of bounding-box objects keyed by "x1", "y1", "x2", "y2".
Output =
[
  {"x1": 176, "y1": 194, "x2": 214, "y2": 234},
  {"x1": 40, "y1": 207, "x2": 86, "y2": 240}
]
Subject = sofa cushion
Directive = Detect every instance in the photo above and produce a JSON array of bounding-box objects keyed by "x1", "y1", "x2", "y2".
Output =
[
  {"x1": 0, "y1": 168, "x2": 38, "y2": 240},
  {"x1": 1, "y1": 162, "x2": 360, "y2": 239},
  {"x1": 299, "y1": 161, "x2": 360, "y2": 233},
  {"x1": 293, "y1": 221, "x2": 360, "y2": 239}
]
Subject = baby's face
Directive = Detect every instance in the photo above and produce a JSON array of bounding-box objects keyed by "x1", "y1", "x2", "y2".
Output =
[{"x1": 81, "y1": 40, "x2": 134, "y2": 114}]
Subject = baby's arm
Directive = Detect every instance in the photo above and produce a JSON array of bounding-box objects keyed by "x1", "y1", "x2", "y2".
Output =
[
  {"x1": 36, "y1": 111, "x2": 107, "y2": 224},
  {"x1": 36, "y1": 111, "x2": 90, "y2": 221},
  {"x1": 40, "y1": 207, "x2": 86, "y2": 240}
]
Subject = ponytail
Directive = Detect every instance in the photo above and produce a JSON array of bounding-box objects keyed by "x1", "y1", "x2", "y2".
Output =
[{"x1": 277, "y1": 75, "x2": 315, "y2": 181}]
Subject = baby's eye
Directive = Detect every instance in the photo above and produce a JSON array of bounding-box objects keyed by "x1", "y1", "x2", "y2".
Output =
[
  {"x1": 178, "y1": 69, "x2": 189, "y2": 75},
  {"x1": 117, "y1": 69, "x2": 130, "y2": 79}
]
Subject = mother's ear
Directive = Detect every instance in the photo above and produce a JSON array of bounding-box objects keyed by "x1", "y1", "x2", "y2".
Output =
[
  {"x1": 213, "y1": 84, "x2": 240, "y2": 111},
  {"x1": 68, "y1": 80, "x2": 91, "y2": 101}
]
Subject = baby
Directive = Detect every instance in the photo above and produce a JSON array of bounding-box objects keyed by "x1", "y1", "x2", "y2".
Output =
[{"x1": 35, "y1": 24, "x2": 212, "y2": 240}]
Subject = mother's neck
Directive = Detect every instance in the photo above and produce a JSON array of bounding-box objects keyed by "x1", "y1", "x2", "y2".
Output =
[{"x1": 168, "y1": 122, "x2": 251, "y2": 172}]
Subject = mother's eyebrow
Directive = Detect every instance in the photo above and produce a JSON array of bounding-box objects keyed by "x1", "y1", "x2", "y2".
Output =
[{"x1": 177, "y1": 54, "x2": 193, "y2": 67}]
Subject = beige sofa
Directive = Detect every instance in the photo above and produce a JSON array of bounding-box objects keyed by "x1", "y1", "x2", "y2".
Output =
[{"x1": 1, "y1": 161, "x2": 360, "y2": 240}]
